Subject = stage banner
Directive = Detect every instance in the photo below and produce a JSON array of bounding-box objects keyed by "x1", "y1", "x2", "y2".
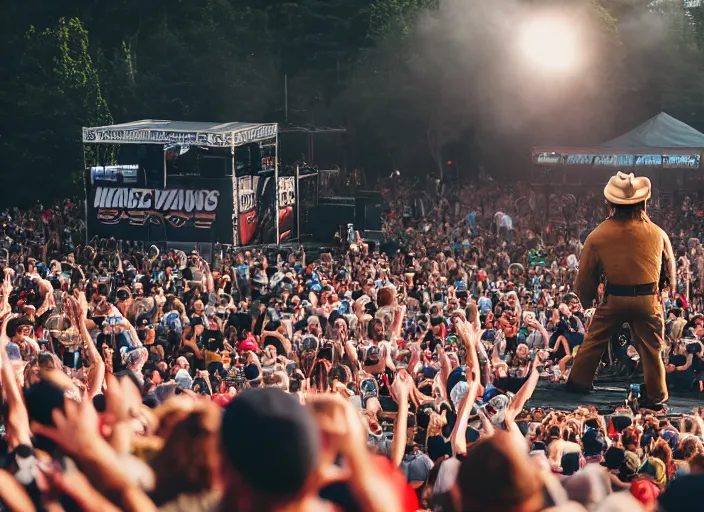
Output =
[
  {"x1": 533, "y1": 149, "x2": 702, "y2": 169},
  {"x1": 663, "y1": 154, "x2": 700, "y2": 168},
  {"x1": 261, "y1": 142, "x2": 276, "y2": 172},
  {"x1": 534, "y1": 152, "x2": 563, "y2": 165},
  {"x1": 82, "y1": 124, "x2": 277, "y2": 147},
  {"x1": 278, "y1": 176, "x2": 296, "y2": 242},
  {"x1": 87, "y1": 176, "x2": 234, "y2": 244},
  {"x1": 237, "y1": 175, "x2": 258, "y2": 246},
  {"x1": 236, "y1": 175, "x2": 278, "y2": 246}
]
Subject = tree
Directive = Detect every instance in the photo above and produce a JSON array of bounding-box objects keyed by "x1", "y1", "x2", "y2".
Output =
[{"x1": 0, "y1": 17, "x2": 112, "y2": 207}]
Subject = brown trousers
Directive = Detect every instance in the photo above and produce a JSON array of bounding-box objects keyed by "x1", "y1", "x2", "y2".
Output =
[{"x1": 567, "y1": 294, "x2": 668, "y2": 404}]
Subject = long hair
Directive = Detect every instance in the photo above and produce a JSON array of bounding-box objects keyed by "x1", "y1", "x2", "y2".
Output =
[
  {"x1": 150, "y1": 402, "x2": 222, "y2": 506},
  {"x1": 608, "y1": 201, "x2": 647, "y2": 221}
]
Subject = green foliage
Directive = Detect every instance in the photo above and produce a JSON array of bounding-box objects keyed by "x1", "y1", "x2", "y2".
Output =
[
  {"x1": 369, "y1": 0, "x2": 439, "y2": 40},
  {"x1": 3, "y1": 0, "x2": 704, "y2": 207},
  {"x1": 0, "y1": 17, "x2": 112, "y2": 207}
]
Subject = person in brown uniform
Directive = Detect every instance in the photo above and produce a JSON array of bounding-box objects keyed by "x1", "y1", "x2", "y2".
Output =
[{"x1": 566, "y1": 172, "x2": 676, "y2": 410}]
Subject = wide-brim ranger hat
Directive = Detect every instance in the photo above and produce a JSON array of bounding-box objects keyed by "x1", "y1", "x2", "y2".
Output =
[{"x1": 604, "y1": 171, "x2": 651, "y2": 205}]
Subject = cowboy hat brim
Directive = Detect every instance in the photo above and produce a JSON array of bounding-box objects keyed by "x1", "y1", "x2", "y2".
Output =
[{"x1": 604, "y1": 172, "x2": 651, "y2": 205}]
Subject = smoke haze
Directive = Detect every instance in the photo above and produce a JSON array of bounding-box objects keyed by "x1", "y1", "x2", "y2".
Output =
[{"x1": 352, "y1": 0, "x2": 702, "y2": 175}]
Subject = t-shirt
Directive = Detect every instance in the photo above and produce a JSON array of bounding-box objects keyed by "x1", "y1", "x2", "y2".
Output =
[
  {"x1": 478, "y1": 296, "x2": 493, "y2": 315},
  {"x1": 526, "y1": 330, "x2": 544, "y2": 349},
  {"x1": 400, "y1": 451, "x2": 434, "y2": 483}
]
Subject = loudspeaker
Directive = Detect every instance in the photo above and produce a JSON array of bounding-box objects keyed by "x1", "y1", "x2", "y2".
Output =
[
  {"x1": 364, "y1": 205, "x2": 383, "y2": 232},
  {"x1": 355, "y1": 193, "x2": 384, "y2": 232},
  {"x1": 310, "y1": 204, "x2": 356, "y2": 242},
  {"x1": 354, "y1": 197, "x2": 366, "y2": 229}
]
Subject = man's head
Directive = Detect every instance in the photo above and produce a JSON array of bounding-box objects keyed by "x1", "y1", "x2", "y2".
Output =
[
  {"x1": 456, "y1": 431, "x2": 544, "y2": 512},
  {"x1": 220, "y1": 388, "x2": 320, "y2": 504},
  {"x1": 175, "y1": 356, "x2": 190, "y2": 372},
  {"x1": 306, "y1": 315, "x2": 321, "y2": 336},
  {"x1": 604, "y1": 171, "x2": 651, "y2": 217}
]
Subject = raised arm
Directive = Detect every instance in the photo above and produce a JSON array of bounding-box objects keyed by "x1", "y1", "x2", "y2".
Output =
[
  {"x1": 67, "y1": 296, "x2": 105, "y2": 398},
  {"x1": 31, "y1": 398, "x2": 157, "y2": 512},
  {"x1": 0, "y1": 315, "x2": 32, "y2": 449},
  {"x1": 389, "y1": 372, "x2": 412, "y2": 467}
]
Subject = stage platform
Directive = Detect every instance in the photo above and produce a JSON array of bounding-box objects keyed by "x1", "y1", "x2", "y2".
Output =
[{"x1": 527, "y1": 382, "x2": 701, "y2": 415}]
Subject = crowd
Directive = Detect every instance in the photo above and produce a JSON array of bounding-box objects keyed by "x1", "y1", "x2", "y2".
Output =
[{"x1": 0, "y1": 177, "x2": 703, "y2": 512}]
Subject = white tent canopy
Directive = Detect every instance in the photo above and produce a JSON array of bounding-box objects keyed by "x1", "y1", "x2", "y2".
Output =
[
  {"x1": 82, "y1": 119, "x2": 278, "y2": 148},
  {"x1": 601, "y1": 112, "x2": 704, "y2": 149}
]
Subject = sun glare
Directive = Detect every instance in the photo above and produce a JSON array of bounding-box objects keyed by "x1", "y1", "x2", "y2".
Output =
[{"x1": 519, "y1": 18, "x2": 580, "y2": 73}]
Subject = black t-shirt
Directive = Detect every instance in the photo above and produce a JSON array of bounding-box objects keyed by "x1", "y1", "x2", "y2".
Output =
[{"x1": 319, "y1": 481, "x2": 361, "y2": 512}]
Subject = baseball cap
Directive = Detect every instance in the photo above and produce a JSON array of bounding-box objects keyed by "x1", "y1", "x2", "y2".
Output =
[
  {"x1": 239, "y1": 337, "x2": 258, "y2": 352},
  {"x1": 221, "y1": 388, "x2": 320, "y2": 497}
]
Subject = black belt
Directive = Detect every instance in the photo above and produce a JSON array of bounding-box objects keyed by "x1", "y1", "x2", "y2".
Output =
[{"x1": 605, "y1": 283, "x2": 657, "y2": 297}]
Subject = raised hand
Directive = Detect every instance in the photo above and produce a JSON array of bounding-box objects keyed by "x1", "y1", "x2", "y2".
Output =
[
  {"x1": 1, "y1": 269, "x2": 12, "y2": 297},
  {"x1": 30, "y1": 397, "x2": 103, "y2": 458},
  {"x1": 0, "y1": 313, "x2": 16, "y2": 348},
  {"x1": 390, "y1": 370, "x2": 413, "y2": 403}
]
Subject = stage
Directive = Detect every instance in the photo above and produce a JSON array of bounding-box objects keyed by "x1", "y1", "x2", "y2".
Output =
[{"x1": 527, "y1": 382, "x2": 701, "y2": 415}]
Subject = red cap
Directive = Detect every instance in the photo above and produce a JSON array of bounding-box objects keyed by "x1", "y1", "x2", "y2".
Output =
[
  {"x1": 630, "y1": 479, "x2": 660, "y2": 507},
  {"x1": 239, "y1": 338, "x2": 259, "y2": 352}
]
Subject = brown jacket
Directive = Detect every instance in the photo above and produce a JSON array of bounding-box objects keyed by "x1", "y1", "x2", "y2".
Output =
[{"x1": 576, "y1": 213, "x2": 676, "y2": 306}]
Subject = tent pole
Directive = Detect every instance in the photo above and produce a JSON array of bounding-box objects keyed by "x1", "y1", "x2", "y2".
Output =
[
  {"x1": 233, "y1": 134, "x2": 240, "y2": 248},
  {"x1": 296, "y1": 164, "x2": 300, "y2": 243},
  {"x1": 275, "y1": 130, "x2": 280, "y2": 245}
]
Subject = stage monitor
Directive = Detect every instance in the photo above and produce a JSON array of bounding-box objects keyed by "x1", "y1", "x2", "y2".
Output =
[{"x1": 310, "y1": 203, "x2": 355, "y2": 243}]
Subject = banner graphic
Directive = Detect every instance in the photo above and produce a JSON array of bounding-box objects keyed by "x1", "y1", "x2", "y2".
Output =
[
  {"x1": 87, "y1": 178, "x2": 233, "y2": 243},
  {"x1": 278, "y1": 176, "x2": 296, "y2": 242}
]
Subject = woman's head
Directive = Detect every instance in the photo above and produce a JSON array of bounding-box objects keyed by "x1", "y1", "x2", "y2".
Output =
[
  {"x1": 150, "y1": 402, "x2": 222, "y2": 505},
  {"x1": 377, "y1": 287, "x2": 396, "y2": 308},
  {"x1": 677, "y1": 436, "x2": 704, "y2": 461},
  {"x1": 368, "y1": 318, "x2": 384, "y2": 342},
  {"x1": 515, "y1": 344, "x2": 530, "y2": 362},
  {"x1": 651, "y1": 438, "x2": 673, "y2": 468}
]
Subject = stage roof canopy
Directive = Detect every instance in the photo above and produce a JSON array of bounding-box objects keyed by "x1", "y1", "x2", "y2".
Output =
[
  {"x1": 602, "y1": 112, "x2": 704, "y2": 149},
  {"x1": 83, "y1": 119, "x2": 278, "y2": 147},
  {"x1": 532, "y1": 112, "x2": 704, "y2": 169}
]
